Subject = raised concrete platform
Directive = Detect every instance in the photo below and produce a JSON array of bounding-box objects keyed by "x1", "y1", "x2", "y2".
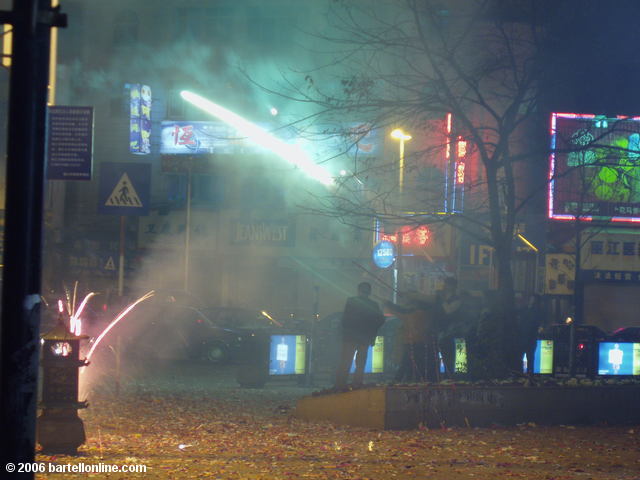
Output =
[{"x1": 295, "y1": 384, "x2": 640, "y2": 429}]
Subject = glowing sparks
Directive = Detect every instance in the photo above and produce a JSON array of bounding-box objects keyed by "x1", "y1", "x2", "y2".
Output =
[
  {"x1": 84, "y1": 291, "x2": 155, "y2": 365},
  {"x1": 180, "y1": 90, "x2": 335, "y2": 186},
  {"x1": 70, "y1": 292, "x2": 97, "y2": 336},
  {"x1": 52, "y1": 341, "x2": 71, "y2": 356},
  {"x1": 260, "y1": 310, "x2": 283, "y2": 327}
]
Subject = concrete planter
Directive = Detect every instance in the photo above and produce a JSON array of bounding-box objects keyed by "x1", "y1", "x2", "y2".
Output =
[{"x1": 295, "y1": 384, "x2": 640, "y2": 429}]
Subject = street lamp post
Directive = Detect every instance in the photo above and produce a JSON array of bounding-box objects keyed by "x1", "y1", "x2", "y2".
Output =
[
  {"x1": 391, "y1": 128, "x2": 412, "y2": 194},
  {"x1": 390, "y1": 129, "x2": 411, "y2": 301}
]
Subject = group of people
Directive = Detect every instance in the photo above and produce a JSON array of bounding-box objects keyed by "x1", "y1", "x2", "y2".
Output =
[{"x1": 335, "y1": 278, "x2": 544, "y2": 390}]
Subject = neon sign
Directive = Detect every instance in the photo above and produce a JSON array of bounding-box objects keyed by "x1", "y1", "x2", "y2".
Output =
[
  {"x1": 380, "y1": 224, "x2": 432, "y2": 249},
  {"x1": 549, "y1": 112, "x2": 640, "y2": 222},
  {"x1": 457, "y1": 136, "x2": 467, "y2": 158},
  {"x1": 374, "y1": 218, "x2": 453, "y2": 258},
  {"x1": 455, "y1": 162, "x2": 465, "y2": 184}
]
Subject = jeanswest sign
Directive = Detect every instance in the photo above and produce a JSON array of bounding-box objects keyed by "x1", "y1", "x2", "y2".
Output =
[{"x1": 231, "y1": 219, "x2": 295, "y2": 247}]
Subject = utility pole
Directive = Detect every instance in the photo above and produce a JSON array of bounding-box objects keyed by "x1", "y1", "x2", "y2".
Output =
[{"x1": 0, "y1": 1, "x2": 66, "y2": 476}]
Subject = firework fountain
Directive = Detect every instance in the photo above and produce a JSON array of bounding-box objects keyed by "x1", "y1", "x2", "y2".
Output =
[{"x1": 73, "y1": 290, "x2": 155, "y2": 398}]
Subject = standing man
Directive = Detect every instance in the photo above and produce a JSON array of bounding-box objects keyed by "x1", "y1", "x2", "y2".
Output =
[{"x1": 335, "y1": 282, "x2": 385, "y2": 390}]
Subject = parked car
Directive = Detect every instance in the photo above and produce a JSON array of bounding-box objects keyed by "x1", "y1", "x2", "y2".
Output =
[
  {"x1": 116, "y1": 302, "x2": 245, "y2": 364},
  {"x1": 118, "y1": 296, "x2": 286, "y2": 364},
  {"x1": 608, "y1": 326, "x2": 640, "y2": 342},
  {"x1": 201, "y1": 306, "x2": 284, "y2": 331}
]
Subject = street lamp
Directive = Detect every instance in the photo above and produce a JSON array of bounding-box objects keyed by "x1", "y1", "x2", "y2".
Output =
[
  {"x1": 390, "y1": 129, "x2": 411, "y2": 302},
  {"x1": 390, "y1": 128, "x2": 412, "y2": 193}
]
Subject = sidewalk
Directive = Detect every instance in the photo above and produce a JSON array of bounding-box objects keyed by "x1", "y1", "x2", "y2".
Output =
[{"x1": 35, "y1": 362, "x2": 640, "y2": 479}]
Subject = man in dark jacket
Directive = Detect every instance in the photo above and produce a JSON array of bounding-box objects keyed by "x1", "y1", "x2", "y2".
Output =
[{"x1": 335, "y1": 282, "x2": 385, "y2": 390}]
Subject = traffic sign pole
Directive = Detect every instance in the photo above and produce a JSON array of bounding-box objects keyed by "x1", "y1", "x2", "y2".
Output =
[
  {"x1": 118, "y1": 216, "x2": 125, "y2": 297},
  {"x1": 184, "y1": 166, "x2": 192, "y2": 292}
]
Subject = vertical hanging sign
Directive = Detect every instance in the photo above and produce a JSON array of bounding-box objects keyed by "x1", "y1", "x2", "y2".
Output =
[{"x1": 129, "y1": 84, "x2": 152, "y2": 155}]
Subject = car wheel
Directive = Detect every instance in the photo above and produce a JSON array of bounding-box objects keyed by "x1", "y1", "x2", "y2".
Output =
[{"x1": 202, "y1": 341, "x2": 229, "y2": 364}]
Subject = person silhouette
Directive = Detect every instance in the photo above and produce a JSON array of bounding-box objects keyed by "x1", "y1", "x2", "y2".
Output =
[{"x1": 334, "y1": 282, "x2": 385, "y2": 390}]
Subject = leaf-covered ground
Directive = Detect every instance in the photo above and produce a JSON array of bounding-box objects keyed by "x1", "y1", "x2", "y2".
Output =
[{"x1": 36, "y1": 362, "x2": 640, "y2": 479}]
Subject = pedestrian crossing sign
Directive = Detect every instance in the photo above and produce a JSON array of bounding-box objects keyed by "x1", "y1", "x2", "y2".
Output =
[
  {"x1": 104, "y1": 256, "x2": 116, "y2": 270},
  {"x1": 98, "y1": 162, "x2": 150, "y2": 216},
  {"x1": 105, "y1": 173, "x2": 143, "y2": 207}
]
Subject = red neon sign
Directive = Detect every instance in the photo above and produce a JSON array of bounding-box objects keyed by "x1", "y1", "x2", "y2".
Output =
[
  {"x1": 380, "y1": 224, "x2": 433, "y2": 249},
  {"x1": 457, "y1": 136, "x2": 467, "y2": 158},
  {"x1": 455, "y1": 162, "x2": 465, "y2": 184}
]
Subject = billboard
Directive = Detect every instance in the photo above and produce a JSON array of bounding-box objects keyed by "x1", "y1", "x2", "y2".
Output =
[
  {"x1": 597, "y1": 342, "x2": 640, "y2": 375},
  {"x1": 533, "y1": 339, "x2": 554, "y2": 374},
  {"x1": 374, "y1": 219, "x2": 453, "y2": 258},
  {"x1": 269, "y1": 335, "x2": 307, "y2": 375},
  {"x1": 160, "y1": 121, "x2": 276, "y2": 155},
  {"x1": 579, "y1": 229, "x2": 640, "y2": 273},
  {"x1": 549, "y1": 112, "x2": 640, "y2": 222}
]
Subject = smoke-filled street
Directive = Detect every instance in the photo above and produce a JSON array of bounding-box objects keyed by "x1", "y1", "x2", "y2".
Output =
[
  {"x1": 6, "y1": 1, "x2": 640, "y2": 477},
  {"x1": 33, "y1": 362, "x2": 640, "y2": 480}
]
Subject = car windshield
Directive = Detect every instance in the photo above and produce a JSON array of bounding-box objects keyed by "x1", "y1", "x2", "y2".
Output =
[{"x1": 202, "y1": 308, "x2": 279, "y2": 330}]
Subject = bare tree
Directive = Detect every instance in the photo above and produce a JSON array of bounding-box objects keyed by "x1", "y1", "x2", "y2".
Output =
[{"x1": 255, "y1": 0, "x2": 551, "y2": 376}]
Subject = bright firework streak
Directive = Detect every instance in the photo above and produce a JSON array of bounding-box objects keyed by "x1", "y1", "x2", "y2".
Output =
[
  {"x1": 260, "y1": 310, "x2": 283, "y2": 327},
  {"x1": 180, "y1": 90, "x2": 335, "y2": 187},
  {"x1": 70, "y1": 292, "x2": 97, "y2": 336},
  {"x1": 83, "y1": 291, "x2": 155, "y2": 365}
]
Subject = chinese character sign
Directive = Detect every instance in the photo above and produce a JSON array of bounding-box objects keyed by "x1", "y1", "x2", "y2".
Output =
[
  {"x1": 377, "y1": 223, "x2": 452, "y2": 258},
  {"x1": 580, "y1": 230, "x2": 640, "y2": 272},
  {"x1": 46, "y1": 106, "x2": 94, "y2": 180},
  {"x1": 160, "y1": 121, "x2": 271, "y2": 155},
  {"x1": 549, "y1": 112, "x2": 640, "y2": 221},
  {"x1": 544, "y1": 253, "x2": 575, "y2": 295},
  {"x1": 129, "y1": 84, "x2": 152, "y2": 155}
]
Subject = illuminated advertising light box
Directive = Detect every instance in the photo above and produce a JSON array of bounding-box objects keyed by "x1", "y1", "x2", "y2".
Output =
[
  {"x1": 454, "y1": 338, "x2": 467, "y2": 373},
  {"x1": 533, "y1": 339, "x2": 554, "y2": 374},
  {"x1": 350, "y1": 336, "x2": 384, "y2": 374},
  {"x1": 597, "y1": 342, "x2": 640, "y2": 375},
  {"x1": 374, "y1": 218, "x2": 453, "y2": 258},
  {"x1": 129, "y1": 84, "x2": 151, "y2": 155},
  {"x1": 160, "y1": 121, "x2": 271, "y2": 155},
  {"x1": 269, "y1": 335, "x2": 306, "y2": 375},
  {"x1": 549, "y1": 112, "x2": 640, "y2": 222}
]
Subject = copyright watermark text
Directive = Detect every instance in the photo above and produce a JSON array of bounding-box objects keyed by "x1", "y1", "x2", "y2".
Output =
[{"x1": 6, "y1": 462, "x2": 147, "y2": 474}]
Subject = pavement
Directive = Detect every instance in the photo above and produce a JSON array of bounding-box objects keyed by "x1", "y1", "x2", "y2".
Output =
[{"x1": 33, "y1": 360, "x2": 640, "y2": 479}]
